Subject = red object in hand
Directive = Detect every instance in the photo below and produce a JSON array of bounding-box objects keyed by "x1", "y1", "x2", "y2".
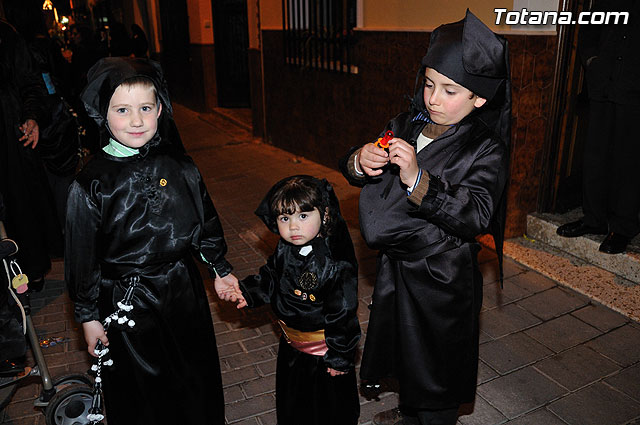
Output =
[{"x1": 374, "y1": 130, "x2": 394, "y2": 150}]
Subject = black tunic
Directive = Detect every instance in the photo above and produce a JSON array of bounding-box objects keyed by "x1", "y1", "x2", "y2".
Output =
[
  {"x1": 240, "y1": 234, "x2": 361, "y2": 424},
  {"x1": 341, "y1": 111, "x2": 508, "y2": 409},
  {"x1": 65, "y1": 145, "x2": 230, "y2": 424}
]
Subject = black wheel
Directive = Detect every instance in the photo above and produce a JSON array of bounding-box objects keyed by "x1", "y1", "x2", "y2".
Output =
[
  {"x1": 53, "y1": 373, "x2": 93, "y2": 390},
  {"x1": 44, "y1": 384, "x2": 94, "y2": 425}
]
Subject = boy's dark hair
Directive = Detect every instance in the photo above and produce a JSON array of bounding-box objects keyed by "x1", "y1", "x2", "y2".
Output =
[{"x1": 269, "y1": 175, "x2": 333, "y2": 236}]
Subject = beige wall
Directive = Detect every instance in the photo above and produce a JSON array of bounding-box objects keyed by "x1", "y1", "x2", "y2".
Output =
[
  {"x1": 186, "y1": 0, "x2": 215, "y2": 44},
  {"x1": 260, "y1": 0, "x2": 283, "y2": 29},
  {"x1": 258, "y1": 0, "x2": 556, "y2": 33},
  {"x1": 362, "y1": 0, "x2": 512, "y2": 31}
]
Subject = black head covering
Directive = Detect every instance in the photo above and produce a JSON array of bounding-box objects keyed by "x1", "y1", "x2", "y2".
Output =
[
  {"x1": 418, "y1": 10, "x2": 512, "y2": 285},
  {"x1": 413, "y1": 9, "x2": 512, "y2": 145},
  {"x1": 422, "y1": 9, "x2": 508, "y2": 102},
  {"x1": 255, "y1": 175, "x2": 357, "y2": 268},
  {"x1": 81, "y1": 56, "x2": 184, "y2": 152}
]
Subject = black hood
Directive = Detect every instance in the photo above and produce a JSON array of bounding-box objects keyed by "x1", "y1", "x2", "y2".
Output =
[
  {"x1": 422, "y1": 9, "x2": 508, "y2": 102},
  {"x1": 80, "y1": 57, "x2": 184, "y2": 152},
  {"x1": 81, "y1": 57, "x2": 172, "y2": 127},
  {"x1": 412, "y1": 9, "x2": 512, "y2": 147},
  {"x1": 255, "y1": 175, "x2": 357, "y2": 268},
  {"x1": 255, "y1": 175, "x2": 343, "y2": 235}
]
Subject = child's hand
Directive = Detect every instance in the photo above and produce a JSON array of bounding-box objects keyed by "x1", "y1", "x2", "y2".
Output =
[
  {"x1": 388, "y1": 138, "x2": 419, "y2": 187},
  {"x1": 359, "y1": 143, "x2": 390, "y2": 176},
  {"x1": 327, "y1": 367, "x2": 347, "y2": 376},
  {"x1": 82, "y1": 320, "x2": 108, "y2": 357},
  {"x1": 214, "y1": 273, "x2": 247, "y2": 308}
]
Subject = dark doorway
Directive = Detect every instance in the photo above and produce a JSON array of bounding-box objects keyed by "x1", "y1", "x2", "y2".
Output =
[
  {"x1": 539, "y1": 0, "x2": 589, "y2": 214},
  {"x1": 158, "y1": 0, "x2": 191, "y2": 105},
  {"x1": 211, "y1": 0, "x2": 251, "y2": 107}
]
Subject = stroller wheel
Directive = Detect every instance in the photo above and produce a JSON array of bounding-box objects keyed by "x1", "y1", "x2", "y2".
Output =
[
  {"x1": 44, "y1": 384, "x2": 94, "y2": 425},
  {"x1": 53, "y1": 373, "x2": 93, "y2": 390}
]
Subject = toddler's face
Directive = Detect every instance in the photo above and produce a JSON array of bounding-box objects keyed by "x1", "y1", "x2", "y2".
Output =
[
  {"x1": 276, "y1": 207, "x2": 322, "y2": 246},
  {"x1": 107, "y1": 83, "x2": 161, "y2": 149},
  {"x1": 423, "y1": 67, "x2": 486, "y2": 125}
]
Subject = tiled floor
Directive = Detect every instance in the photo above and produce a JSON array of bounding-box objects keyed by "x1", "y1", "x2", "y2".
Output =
[{"x1": 1, "y1": 104, "x2": 639, "y2": 424}]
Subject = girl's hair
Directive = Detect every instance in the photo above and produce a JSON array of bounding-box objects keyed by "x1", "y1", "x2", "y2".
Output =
[{"x1": 269, "y1": 176, "x2": 333, "y2": 236}]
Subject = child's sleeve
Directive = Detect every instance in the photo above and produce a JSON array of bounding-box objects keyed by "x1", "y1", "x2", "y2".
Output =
[
  {"x1": 322, "y1": 261, "x2": 361, "y2": 371},
  {"x1": 409, "y1": 139, "x2": 508, "y2": 240},
  {"x1": 197, "y1": 177, "x2": 233, "y2": 278},
  {"x1": 238, "y1": 253, "x2": 278, "y2": 308},
  {"x1": 65, "y1": 181, "x2": 102, "y2": 323},
  {"x1": 338, "y1": 146, "x2": 367, "y2": 187}
]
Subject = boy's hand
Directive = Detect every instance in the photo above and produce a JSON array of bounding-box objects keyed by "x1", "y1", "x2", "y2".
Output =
[
  {"x1": 327, "y1": 367, "x2": 347, "y2": 376},
  {"x1": 359, "y1": 143, "x2": 390, "y2": 176},
  {"x1": 82, "y1": 320, "x2": 108, "y2": 357},
  {"x1": 214, "y1": 273, "x2": 247, "y2": 308},
  {"x1": 388, "y1": 138, "x2": 419, "y2": 187}
]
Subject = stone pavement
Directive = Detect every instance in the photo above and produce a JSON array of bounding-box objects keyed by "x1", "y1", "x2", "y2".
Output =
[{"x1": 2, "y1": 103, "x2": 640, "y2": 424}]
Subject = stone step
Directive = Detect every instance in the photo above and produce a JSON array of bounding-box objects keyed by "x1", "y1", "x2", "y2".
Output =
[
  {"x1": 499, "y1": 211, "x2": 640, "y2": 322},
  {"x1": 526, "y1": 212, "x2": 640, "y2": 284}
]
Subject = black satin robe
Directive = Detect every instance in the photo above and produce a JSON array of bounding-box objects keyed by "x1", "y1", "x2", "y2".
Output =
[
  {"x1": 240, "y1": 236, "x2": 361, "y2": 424},
  {"x1": 340, "y1": 111, "x2": 508, "y2": 409},
  {"x1": 65, "y1": 144, "x2": 230, "y2": 424}
]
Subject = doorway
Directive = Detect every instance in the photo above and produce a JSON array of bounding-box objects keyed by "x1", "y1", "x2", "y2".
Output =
[
  {"x1": 211, "y1": 0, "x2": 251, "y2": 108},
  {"x1": 539, "y1": 0, "x2": 589, "y2": 214}
]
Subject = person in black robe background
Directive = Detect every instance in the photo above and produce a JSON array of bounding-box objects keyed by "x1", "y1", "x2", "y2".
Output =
[
  {"x1": 556, "y1": 0, "x2": 640, "y2": 254},
  {"x1": 65, "y1": 57, "x2": 238, "y2": 424},
  {"x1": 0, "y1": 18, "x2": 59, "y2": 289},
  {"x1": 220, "y1": 175, "x2": 361, "y2": 425},
  {"x1": 340, "y1": 10, "x2": 510, "y2": 425}
]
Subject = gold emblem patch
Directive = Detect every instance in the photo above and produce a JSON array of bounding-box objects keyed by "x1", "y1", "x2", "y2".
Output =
[
  {"x1": 160, "y1": 179, "x2": 167, "y2": 187},
  {"x1": 298, "y1": 271, "x2": 318, "y2": 290}
]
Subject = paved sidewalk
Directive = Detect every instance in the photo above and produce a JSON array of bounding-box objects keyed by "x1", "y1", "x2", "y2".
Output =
[{"x1": 2, "y1": 104, "x2": 640, "y2": 424}]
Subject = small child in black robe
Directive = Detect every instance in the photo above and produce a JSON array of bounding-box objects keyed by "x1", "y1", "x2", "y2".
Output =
[
  {"x1": 218, "y1": 175, "x2": 361, "y2": 425},
  {"x1": 65, "y1": 57, "x2": 239, "y2": 424}
]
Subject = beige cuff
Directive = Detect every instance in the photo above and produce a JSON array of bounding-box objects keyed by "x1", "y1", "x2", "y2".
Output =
[
  {"x1": 347, "y1": 148, "x2": 366, "y2": 181},
  {"x1": 408, "y1": 170, "x2": 430, "y2": 206}
]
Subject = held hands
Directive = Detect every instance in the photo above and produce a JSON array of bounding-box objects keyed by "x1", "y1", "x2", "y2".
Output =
[
  {"x1": 214, "y1": 273, "x2": 247, "y2": 308},
  {"x1": 358, "y1": 138, "x2": 419, "y2": 187},
  {"x1": 327, "y1": 367, "x2": 347, "y2": 377},
  {"x1": 19, "y1": 119, "x2": 39, "y2": 148},
  {"x1": 82, "y1": 320, "x2": 108, "y2": 357}
]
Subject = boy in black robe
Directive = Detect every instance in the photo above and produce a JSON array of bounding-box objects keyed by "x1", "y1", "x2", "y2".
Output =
[
  {"x1": 340, "y1": 10, "x2": 511, "y2": 425},
  {"x1": 65, "y1": 57, "x2": 238, "y2": 424}
]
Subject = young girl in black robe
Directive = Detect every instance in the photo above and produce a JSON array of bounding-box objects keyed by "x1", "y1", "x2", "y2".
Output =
[
  {"x1": 65, "y1": 57, "x2": 238, "y2": 424},
  {"x1": 340, "y1": 10, "x2": 511, "y2": 425},
  {"x1": 219, "y1": 175, "x2": 361, "y2": 425}
]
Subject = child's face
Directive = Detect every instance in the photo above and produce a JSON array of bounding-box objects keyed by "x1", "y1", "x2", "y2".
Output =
[
  {"x1": 107, "y1": 83, "x2": 161, "y2": 148},
  {"x1": 276, "y1": 207, "x2": 322, "y2": 246},
  {"x1": 423, "y1": 67, "x2": 486, "y2": 125}
]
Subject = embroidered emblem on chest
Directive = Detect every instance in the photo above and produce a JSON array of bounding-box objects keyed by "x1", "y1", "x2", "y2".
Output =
[{"x1": 298, "y1": 271, "x2": 318, "y2": 290}]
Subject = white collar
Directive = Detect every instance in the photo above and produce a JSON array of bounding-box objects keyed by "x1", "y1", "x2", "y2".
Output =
[{"x1": 299, "y1": 245, "x2": 313, "y2": 256}]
